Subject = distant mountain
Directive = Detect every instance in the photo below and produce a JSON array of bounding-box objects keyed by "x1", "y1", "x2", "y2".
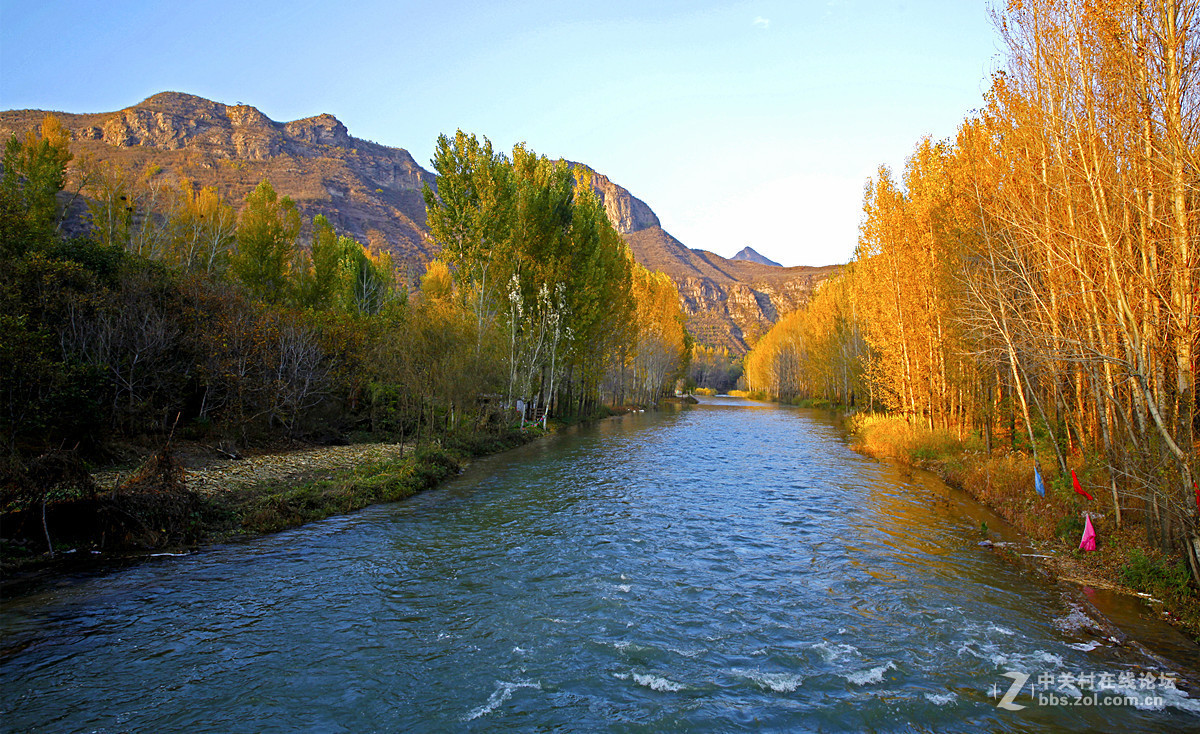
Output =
[
  {"x1": 572, "y1": 166, "x2": 837, "y2": 351},
  {"x1": 730, "y1": 246, "x2": 781, "y2": 267},
  {"x1": 620, "y1": 224, "x2": 837, "y2": 351},
  {"x1": 1, "y1": 93, "x2": 838, "y2": 352}
]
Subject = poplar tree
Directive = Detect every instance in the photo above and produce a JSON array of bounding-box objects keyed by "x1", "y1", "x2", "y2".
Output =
[
  {"x1": 231, "y1": 180, "x2": 300, "y2": 304},
  {"x1": 299, "y1": 215, "x2": 345, "y2": 310},
  {"x1": 0, "y1": 114, "x2": 73, "y2": 252}
]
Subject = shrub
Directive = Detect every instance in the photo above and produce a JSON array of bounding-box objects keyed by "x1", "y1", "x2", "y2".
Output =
[
  {"x1": 1120, "y1": 548, "x2": 1193, "y2": 598},
  {"x1": 1055, "y1": 513, "x2": 1084, "y2": 542}
]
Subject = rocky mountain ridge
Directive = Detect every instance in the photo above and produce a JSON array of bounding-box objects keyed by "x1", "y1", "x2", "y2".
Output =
[
  {"x1": 1, "y1": 92, "x2": 838, "y2": 352},
  {"x1": 1, "y1": 92, "x2": 434, "y2": 266}
]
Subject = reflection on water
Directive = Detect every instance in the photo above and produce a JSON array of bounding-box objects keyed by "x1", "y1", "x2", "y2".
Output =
[{"x1": 2, "y1": 397, "x2": 1198, "y2": 732}]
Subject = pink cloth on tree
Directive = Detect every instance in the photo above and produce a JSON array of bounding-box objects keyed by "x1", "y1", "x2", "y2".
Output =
[{"x1": 1079, "y1": 513, "x2": 1096, "y2": 552}]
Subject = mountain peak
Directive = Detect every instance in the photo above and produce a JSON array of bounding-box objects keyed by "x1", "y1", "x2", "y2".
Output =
[
  {"x1": 730, "y1": 246, "x2": 781, "y2": 267},
  {"x1": 135, "y1": 91, "x2": 228, "y2": 117}
]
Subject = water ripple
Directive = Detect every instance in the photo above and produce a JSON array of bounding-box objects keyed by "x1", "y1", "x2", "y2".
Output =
[{"x1": 2, "y1": 399, "x2": 1197, "y2": 731}]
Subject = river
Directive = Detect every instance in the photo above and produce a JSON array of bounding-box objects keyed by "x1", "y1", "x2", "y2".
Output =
[{"x1": 2, "y1": 397, "x2": 1198, "y2": 732}]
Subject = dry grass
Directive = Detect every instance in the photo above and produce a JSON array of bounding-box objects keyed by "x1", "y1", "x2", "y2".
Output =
[
  {"x1": 727, "y1": 389, "x2": 770, "y2": 400},
  {"x1": 847, "y1": 413, "x2": 963, "y2": 463}
]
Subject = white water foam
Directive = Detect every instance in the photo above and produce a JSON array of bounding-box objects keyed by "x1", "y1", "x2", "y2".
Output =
[
  {"x1": 987, "y1": 624, "x2": 1016, "y2": 636},
  {"x1": 812, "y1": 641, "x2": 859, "y2": 662},
  {"x1": 924, "y1": 691, "x2": 957, "y2": 705},
  {"x1": 633, "y1": 672, "x2": 685, "y2": 692},
  {"x1": 842, "y1": 661, "x2": 897, "y2": 686},
  {"x1": 956, "y1": 643, "x2": 982, "y2": 659},
  {"x1": 616, "y1": 584, "x2": 632, "y2": 593},
  {"x1": 464, "y1": 680, "x2": 541, "y2": 721},
  {"x1": 1066, "y1": 640, "x2": 1101, "y2": 652},
  {"x1": 984, "y1": 649, "x2": 1064, "y2": 671},
  {"x1": 1053, "y1": 607, "x2": 1095, "y2": 634},
  {"x1": 732, "y1": 668, "x2": 806, "y2": 693},
  {"x1": 1015, "y1": 650, "x2": 1063, "y2": 667},
  {"x1": 613, "y1": 640, "x2": 652, "y2": 653},
  {"x1": 958, "y1": 635, "x2": 1068, "y2": 675}
]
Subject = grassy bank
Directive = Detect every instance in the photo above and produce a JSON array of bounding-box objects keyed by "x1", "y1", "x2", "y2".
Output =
[
  {"x1": 221, "y1": 429, "x2": 541, "y2": 535},
  {"x1": 220, "y1": 445, "x2": 461, "y2": 535},
  {"x1": 847, "y1": 413, "x2": 1200, "y2": 642},
  {"x1": 0, "y1": 427, "x2": 543, "y2": 581}
]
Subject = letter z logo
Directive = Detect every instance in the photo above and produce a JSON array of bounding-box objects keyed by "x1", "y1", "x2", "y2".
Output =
[{"x1": 996, "y1": 671, "x2": 1029, "y2": 711}]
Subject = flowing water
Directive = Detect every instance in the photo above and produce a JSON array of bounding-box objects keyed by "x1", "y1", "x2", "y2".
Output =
[{"x1": 2, "y1": 397, "x2": 1199, "y2": 732}]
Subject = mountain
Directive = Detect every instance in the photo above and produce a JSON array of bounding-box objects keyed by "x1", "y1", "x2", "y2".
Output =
[
  {"x1": 569, "y1": 164, "x2": 660, "y2": 234},
  {"x1": 1, "y1": 93, "x2": 838, "y2": 352},
  {"x1": 620, "y1": 225, "x2": 837, "y2": 351},
  {"x1": 0, "y1": 92, "x2": 435, "y2": 269},
  {"x1": 571, "y1": 164, "x2": 838, "y2": 351},
  {"x1": 730, "y1": 246, "x2": 781, "y2": 267}
]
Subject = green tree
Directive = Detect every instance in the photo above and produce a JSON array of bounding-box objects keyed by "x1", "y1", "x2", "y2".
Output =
[
  {"x1": 423, "y1": 130, "x2": 513, "y2": 337},
  {"x1": 299, "y1": 215, "x2": 346, "y2": 310},
  {"x1": 343, "y1": 242, "x2": 395, "y2": 316},
  {"x1": 231, "y1": 180, "x2": 300, "y2": 304},
  {"x1": 0, "y1": 114, "x2": 74, "y2": 255}
]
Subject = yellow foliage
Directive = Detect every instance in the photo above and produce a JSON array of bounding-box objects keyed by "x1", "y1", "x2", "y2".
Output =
[
  {"x1": 420, "y1": 259, "x2": 454, "y2": 303},
  {"x1": 625, "y1": 262, "x2": 690, "y2": 402}
]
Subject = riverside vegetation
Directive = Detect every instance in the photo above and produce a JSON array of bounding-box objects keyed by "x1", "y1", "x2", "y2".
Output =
[
  {"x1": 743, "y1": 1, "x2": 1199, "y2": 639},
  {"x1": 0, "y1": 122, "x2": 691, "y2": 569}
]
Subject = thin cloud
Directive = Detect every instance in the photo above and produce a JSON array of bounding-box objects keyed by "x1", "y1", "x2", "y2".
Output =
[{"x1": 753, "y1": 16, "x2": 771, "y2": 30}]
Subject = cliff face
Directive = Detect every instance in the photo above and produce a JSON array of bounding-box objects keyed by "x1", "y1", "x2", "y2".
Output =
[
  {"x1": 1, "y1": 92, "x2": 435, "y2": 266},
  {"x1": 2, "y1": 92, "x2": 838, "y2": 351},
  {"x1": 584, "y1": 169, "x2": 660, "y2": 234}
]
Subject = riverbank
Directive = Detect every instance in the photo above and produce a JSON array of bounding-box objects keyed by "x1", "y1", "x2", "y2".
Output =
[
  {"x1": 0, "y1": 427, "x2": 546, "y2": 589},
  {"x1": 846, "y1": 412, "x2": 1200, "y2": 644}
]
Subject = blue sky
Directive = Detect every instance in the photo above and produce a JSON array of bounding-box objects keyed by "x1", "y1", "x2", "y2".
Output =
[{"x1": 1, "y1": 0, "x2": 1002, "y2": 266}]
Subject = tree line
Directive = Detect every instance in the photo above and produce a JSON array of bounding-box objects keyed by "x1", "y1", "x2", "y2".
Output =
[
  {"x1": 1, "y1": 120, "x2": 691, "y2": 468},
  {"x1": 423, "y1": 131, "x2": 690, "y2": 419},
  {"x1": 745, "y1": 0, "x2": 1198, "y2": 572}
]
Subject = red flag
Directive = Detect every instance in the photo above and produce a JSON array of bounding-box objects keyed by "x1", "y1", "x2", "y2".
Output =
[
  {"x1": 1194, "y1": 480, "x2": 1199, "y2": 513},
  {"x1": 1072, "y1": 470, "x2": 1093, "y2": 501}
]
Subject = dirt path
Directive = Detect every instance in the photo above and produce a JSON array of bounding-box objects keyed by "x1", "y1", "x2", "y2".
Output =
[{"x1": 94, "y1": 443, "x2": 408, "y2": 496}]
